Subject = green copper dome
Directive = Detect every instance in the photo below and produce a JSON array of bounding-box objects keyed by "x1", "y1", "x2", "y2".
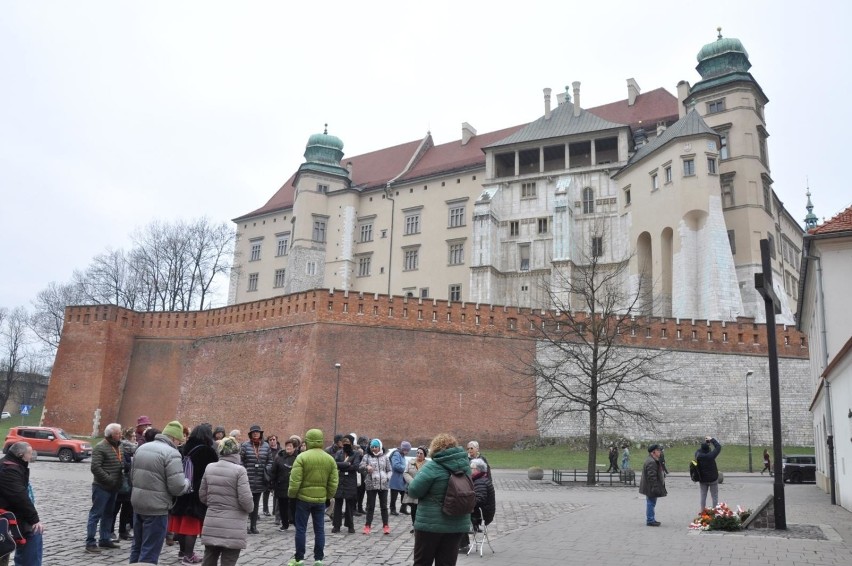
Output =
[
  {"x1": 304, "y1": 124, "x2": 344, "y2": 166},
  {"x1": 695, "y1": 28, "x2": 751, "y2": 80}
]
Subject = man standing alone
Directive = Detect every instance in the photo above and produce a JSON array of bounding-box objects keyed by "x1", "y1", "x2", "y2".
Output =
[
  {"x1": 638, "y1": 444, "x2": 666, "y2": 526},
  {"x1": 85, "y1": 423, "x2": 124, "y2": 553},
  {"x1": 287, "y1": 429, "x2": 338, "y2": 566},
  {"x1": 130, "y1": 420, "x2": 190, "y2": 564},
  {"x1": 696, "y1": 436, "x2": 722, "y2": 511}
]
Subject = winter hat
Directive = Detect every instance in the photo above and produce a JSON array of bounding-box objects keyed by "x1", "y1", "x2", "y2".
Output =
[
  {"x1": 347, "y1": 434, "x2": 357, "y2": 445},
  {"x1": 289, "y1": 435, "x2": 302, "y2": 448},
  {"x1": 213, "y1": 426, "x2": 226, "y2": 437},
  {"x1": 399, "y1": 441, "x2": 412, "y2": 452},
  {"x1": 647, "y1": 443, "x2": 661, "y2": 453},
  {"x1": 136, "y1": 415, "x2": 152, "y2": 427},
  {"x1": 305, "y1": 429, "x2": 324, "y2": 449},
  {"x1": 249, "y1": 424, "x2": 263, "y2": 435},
  {"x1": 370, "y1": 439, "x2": 382, "y2": 451},
  {"x1": 217, "y1": 436, "x2": 240, "y2": 456},
  {"x1": 700, "y1": 442, "x2": 711, "y2": 453},
  {"x1": 341, "y1": 436, "x2": 352, "y2": 446},
  {"x1": 162, "y1": 421, "x2": 184, "y2": 441}
]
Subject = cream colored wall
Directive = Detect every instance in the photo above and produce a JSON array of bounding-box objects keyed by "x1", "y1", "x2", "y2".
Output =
[{"x1": 230, "y1": 209, "x2": 293, "y2": 302}]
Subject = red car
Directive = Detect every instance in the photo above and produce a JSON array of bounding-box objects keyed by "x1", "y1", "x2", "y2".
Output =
[{"x1": 3, "y1": 426, "x2": 92, "y2": 463}]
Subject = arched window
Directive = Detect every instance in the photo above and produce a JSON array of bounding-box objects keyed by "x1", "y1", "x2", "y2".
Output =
[{"x1": 582, "y1": 187, "x2": 595, "y2": 214}]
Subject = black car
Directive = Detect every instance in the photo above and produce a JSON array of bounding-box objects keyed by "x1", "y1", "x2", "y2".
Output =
[{"x1": 782, "y1": 454, "x2": 816, "y2": 483}]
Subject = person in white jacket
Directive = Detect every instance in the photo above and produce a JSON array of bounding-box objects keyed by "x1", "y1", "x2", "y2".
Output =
[{"x1": 358, "y1": 438, "x2": 392, "y2": 535}]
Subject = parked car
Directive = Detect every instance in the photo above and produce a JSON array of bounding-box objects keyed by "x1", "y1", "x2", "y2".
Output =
[
  {"x1": 0, "y1": 412, "x2": 11, "y2": 419},
  {"x1": 782, "y1": 454, "x2": 816, "y2": 483},
  {"x1": 3, "y1": 426, "x2": 92, "y2": 463}
]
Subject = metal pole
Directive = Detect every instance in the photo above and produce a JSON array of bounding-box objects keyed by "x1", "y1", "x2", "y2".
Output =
[
  {"x1": 745, "y1": 370, "x2": 753, "y2": 473},
  {"x1": 333, "y1": 363, "x2": 341, "y2": 436}
]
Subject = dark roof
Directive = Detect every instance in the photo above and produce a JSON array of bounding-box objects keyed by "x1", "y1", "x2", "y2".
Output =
[
  {"x1": 620, "y1": 109, "x2": 718, "y2": 170},
  {"x1": 485, "y1": 102, "x2": 625, "y2": 149}
]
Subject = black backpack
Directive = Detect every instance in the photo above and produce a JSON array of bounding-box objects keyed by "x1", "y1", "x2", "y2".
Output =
[
  {"x1": 436, "y1": 461, "x2": 476, "y2": 516},
  {"x1": 689, "y1": 459, "x2": 701, "y2": 482}
]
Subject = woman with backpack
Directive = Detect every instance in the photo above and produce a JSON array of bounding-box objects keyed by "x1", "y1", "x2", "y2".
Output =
[{"x1": 407, "y1": 433, "x2": 472, "y2": 566}]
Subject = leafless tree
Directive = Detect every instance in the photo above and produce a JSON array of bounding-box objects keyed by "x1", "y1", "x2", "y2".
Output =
[
  {"x1": 29, "y1": 281, "x2": 85, "y2": 351},
  {"x1": 515, "y1": 234, "x2": 677, "y2": 485},
  {"x1": 0, "y1": 306, "x2": 30, "y2": 414}
]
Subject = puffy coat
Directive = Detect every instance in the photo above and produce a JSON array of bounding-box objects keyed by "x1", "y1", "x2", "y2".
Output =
[
  {"x1": 91, "y1": 437, "x2": 124, "y2": 492},
  {"x1": 269, "y1": 449, "x2": 297, "y2": 494},
  {"x1": 407, "y1": 445, "x2": 471, "y2": 533},
  {"x1": 695, "y1": 439, "x2": 722, "y2": 483},
  {"x1": 359, "y1": 446, "x2": 392, "y2": 491},
  {"x1": 288, "y1": 429, "x2": 339, "y2": 503},
  {"x1": 171, "y1": 438, "x2": 219, "y2": 520},
  {"x1": 199, "y1": 452, "x2": 253, "y2": 549},
  {"x1": 0, "y1": 453, "x2": 39, "y2": 533},
  {"x1": 334, "y1": 448, "x2": 361, "y2": 499},
  {"x1": 130, "y1": 434, "x2": 190, "y2": 515},
  {"x1": 240, "y1": 439, "x2": 272, "y2": 494},
  {"x1": 472, "y1": 472, "x2": 496, "y2": 525},
  {"x1": 389, "y1": 449, "x2": 407, "y2": 491},
  {"x1": 403, "y1": 459, "x2": 426, "y2": 505},
  {"x1": 638, "y1": 455, "x2": 667, "y2": 498}
]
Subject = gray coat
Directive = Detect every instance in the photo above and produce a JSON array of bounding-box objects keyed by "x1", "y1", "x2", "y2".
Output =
[
  {"x1": 199, "y1": 453, "x2": 253, "y2": 550},
  {"x1": 130, "y1": 434, "x2": 189, "y2": 515}
]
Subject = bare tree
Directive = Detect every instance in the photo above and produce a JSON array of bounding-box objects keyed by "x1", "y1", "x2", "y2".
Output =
[
  {"x1": 0, "y1": 306, "x2": 30, "y2": 414},
  {"x1": 516, "y1": 236, "x2": 676, "y2": 485},
  {"x1": 29, "y1": 281, "x2": 85, "y2": 351}
]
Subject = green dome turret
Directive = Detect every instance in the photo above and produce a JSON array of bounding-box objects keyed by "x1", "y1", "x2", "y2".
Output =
[
  {"x1": 297, "y1": 124, "x2": 349, "y2": 180},
  {"x1": 696, "y1": 28, "x2": 752, "y2": 80}
]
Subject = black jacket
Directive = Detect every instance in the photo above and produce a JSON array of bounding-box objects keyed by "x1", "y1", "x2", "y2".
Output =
[
  {"x1": 269, "y1": 450, "x2": 297, "y2": 494},
  {"x1": 472, "y1": 472, "x2": 496, "y2": 526},
  {"x1": 0, "y1": 453, "x2": 39, "y2": 532},
  {"x1": 171, "y1": 439, "x2": 218, "y2": 519},
  {"x1": 695, "y1": 439, "x2": 722, "y2": 483},
  {"x1": 334, "y1": 448, "x2": 362, "y2": 499}
]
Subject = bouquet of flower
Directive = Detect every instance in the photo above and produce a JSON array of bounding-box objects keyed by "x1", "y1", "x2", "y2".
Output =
[{"x1": 688, "y1": 503, "x2": 751, "y2": 531}]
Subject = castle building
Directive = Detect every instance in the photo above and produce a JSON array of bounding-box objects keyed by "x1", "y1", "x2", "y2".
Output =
[{"x1": 230, "y1": 32, "x2": 803, "y2": 323}]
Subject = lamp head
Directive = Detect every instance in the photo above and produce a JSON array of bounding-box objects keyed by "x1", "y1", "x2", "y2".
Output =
[
  {"x1": 746, "y1": 370, "x2": 753, "y2": 377},
  {"x1": 334, "y1": 363, "x2": 341, "y2": 369}
]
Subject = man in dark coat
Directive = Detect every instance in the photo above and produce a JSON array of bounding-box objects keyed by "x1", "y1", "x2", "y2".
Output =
[
  {"x1": 0, "y1": 442, "x2": 44, "y2": 565},
  {"x1": 331, "y1": 435, "x2": 361, "y2": 533},
  {"x1": 86, "y1": 423, "x2": 124, "y2": 553},
  {"x1": 696, "y1": 436, "x2": 722, "y2": 511},
  {"x1": 638, "y1": 444, "x2": 666, "y2": 526}
]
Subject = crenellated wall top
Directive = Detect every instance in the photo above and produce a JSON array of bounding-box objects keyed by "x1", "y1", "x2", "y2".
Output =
[{"x1": 62, "y1": 289, "x2": 808, "y2": 358}]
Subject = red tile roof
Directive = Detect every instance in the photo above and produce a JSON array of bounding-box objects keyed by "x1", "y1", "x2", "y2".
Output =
[
  {"x1": 235, "y1": 87, "x2": 679, "y2": 221},
  {"x1": 810, "y1": 205, "x2": 852, "y2": 235},
  {"x1": 586, "y1": 87, "x2": 679, "y2": 129}
]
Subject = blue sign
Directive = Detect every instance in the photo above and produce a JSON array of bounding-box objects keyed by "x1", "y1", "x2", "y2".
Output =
[{"x1": 20, "y1": 405, "x2": 31, "y2": 416}]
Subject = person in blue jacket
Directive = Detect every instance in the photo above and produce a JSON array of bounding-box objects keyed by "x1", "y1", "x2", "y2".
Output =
[{"x1": 389, "y1": 441, "x2": 411, "y2": 515}]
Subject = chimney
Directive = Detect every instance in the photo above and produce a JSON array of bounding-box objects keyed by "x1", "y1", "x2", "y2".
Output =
[
  {"x1": 556, "y1": 92, "x2": 566, "y2": 106},
  {"x1": 461, "y1": 122, "x2": 477, "y2": 146},
  {"x1": 572, "y1": 81, "x2": 581, "y2": 117},
  {"x1": 543, "y1": 88, "x2": 552, "y2": 119},
  {"x1": 346, "y1": 161, "x2": 353, "y2": 178},
  {"x1": 627, "y1": 78, "x2": 641, "y2": 106},
  {"x1": 676, "y1": 80, "x2": 690, "y2": 119}
]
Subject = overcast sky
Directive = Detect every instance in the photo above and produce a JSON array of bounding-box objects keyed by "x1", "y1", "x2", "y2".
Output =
[{"x1": 2, "y1": 1, "x2": 849, "y2": 310}]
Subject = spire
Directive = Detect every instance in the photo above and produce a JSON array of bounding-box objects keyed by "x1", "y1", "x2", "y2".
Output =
[{"x1": 804, "y1": 181, "x2": 818, "y2": 230}]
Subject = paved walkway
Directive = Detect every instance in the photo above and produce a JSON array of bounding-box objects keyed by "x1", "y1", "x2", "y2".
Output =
[{"x1": 27, "y1": 461, "x2": 852, "y2": 565}]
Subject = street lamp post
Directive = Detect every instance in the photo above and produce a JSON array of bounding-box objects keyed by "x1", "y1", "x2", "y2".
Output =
[
  {"x1": 333, "y1": 363, "x2": 341, "y2": 436},
  {"x1": 745, "y1": 369, "x2": 753, "y2": 473}
]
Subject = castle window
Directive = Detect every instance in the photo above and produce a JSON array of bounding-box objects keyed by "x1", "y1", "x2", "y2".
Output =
[
  {"x1": 767, "y1": 233, "x2": 776, "y2": 259},
  {"x1": 250, "y1": 240, "x2": 262, "y2": 262},
  {"x1": 707, "y1": 98, "x2": 725, "y2": 114},
  {"x1": 404, "y1": 212, "x2": 421, "y2": 235},
  {"x1": 449, "y1": 284, "x2": 461, "y2": 302},
  {"x1": 664, "y1": 165, "x2": 672, "y2": 183},
  {"x1": 274, "y1": 269, "x2": 286, "y2": 288},
  {"x1": 306, "y1": 262, "x2": 317, "y2": 276},
  {"x1": 509, "y1": 221, "x2": 520, "y2": 237},
  {"x1": 317, "y1": 183, "x2": 329, "y2": 194},
  {"x1": 448, "y1": 205, "x2": 465, "y2": 228},
  {"x1": 519, "y1": 243, "x2": 530, "y2": 271},
  {"x1": 276, "y1": 233, "x2": 289, "y2": 256},
  {"x1": 591, "y1": 236, "x2": 604, "y2": 258},
  {"x1": 312, "y1": 217, "x2": 327, "y2": 243},
  {"x1": 762, "y1": 181, "x2": 773, "y2": 216},
  {"x1": 651, "y1": 173, "x2": 659, "y2": 191},
  {"x1": 624, "y1": 187, "x2": 631, "y2": 206},
  {"x1": 420, "y1": 288, "x2": 429, "y2": 299},
  {"x1": 358, "y1": 256, "x2": 371, "y2": 277},
  {"x1": 360, "y1": 222, "x2": 373, "y2": 242},
  {"x1": 537, "y1": 217, "x2": 549, "y2": 234},
  {"x1": 248, "y1": 273, "x2": 259, "y2": 292},
  {"x1": 582, "y1": 187, "x2": 595, "y2": 213},
  {"x1": 448, "y1": 242, "x2": 465, "y2": 265},
  {"x1": 719, "y1": 132, "x2": 729, "y2": 159},
  {"x1": 404, "y1": 248, "x2": 419, "y2": 271},
  {"x1": 721, "y1": 180, "x2": 735, "y2": 208},
  {"x1": 521, "y1": 182, "x2": 537, "y2": 199},
  {"x1": 683, "y1": 158, "x2": 695, "y2": 176},
  {"x1": 707, "y1": 157, "x2": 717, "y2": 174}
]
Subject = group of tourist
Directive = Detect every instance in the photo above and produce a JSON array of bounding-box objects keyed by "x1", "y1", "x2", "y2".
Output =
[{"x1": 72, "y1": 414, "x2": 495, "y2": 566}]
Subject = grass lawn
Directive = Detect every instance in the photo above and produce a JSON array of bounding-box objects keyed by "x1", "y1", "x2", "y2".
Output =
[{"x1": 485, "y1": 443, "x2": 814, "y2": 472}]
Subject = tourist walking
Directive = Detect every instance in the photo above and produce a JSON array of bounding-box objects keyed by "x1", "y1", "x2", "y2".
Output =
[
  {"x1": 761, "y1": 448, "x2": 772, "y2": 475},
  {"x1": 198, "y1": 437, "x2": 253, "y2": 566},
  {"x1": 696, "y1": 436, "x2": 722, "y2": 510},
  {"x1": 621, "y1": 444, "x2": 630, "y2": 470},
  {"x1": 407, "y1": 433, "x2": 472, "y2": 566},
  {"x1": 286, "y1": 429, "x2": 338, "y2": 566},
  {"x1": 606, "y1": 445, "x2": 619, "y2": 473},
  {"x1": 638, "y1": 443, "x2": 666, "y2": 526}
]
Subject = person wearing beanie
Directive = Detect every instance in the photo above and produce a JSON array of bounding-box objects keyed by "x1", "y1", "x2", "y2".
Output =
[
  {"x1": 358, "y1": 438, "x2": 392, "y2": 535},
  {"x1": 286, "y1": 429, "x2": 338, "y2": 566},
  {"x1": 130, "y1": 420, "x2": 191, "y2": 564},
  {"x1": 239, "y1": 424, "x2": 271, "y2": 534},
  {"x1": 638, "y1": 444, "x2": 667, "y2": 526},
  {"x1": 389, "y1": 441, "x2": 411, "y2": 515},
  {"x1": 695, "y1": 436, "x2": 722, "y2": 511},
  {"x1": 198, "y1": 437, "x2": 253, "y2": 566},
  {"x1": 213, "y1": 426, "x2": 226, "y2": 441},
  {"x1": 136, "y1": 415, "x2": 153, "y2": 445}
]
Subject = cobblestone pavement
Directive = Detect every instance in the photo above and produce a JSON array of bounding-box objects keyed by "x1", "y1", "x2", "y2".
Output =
[{"x1": 25, "y1": 461, "x2": 852, "y2": 565}]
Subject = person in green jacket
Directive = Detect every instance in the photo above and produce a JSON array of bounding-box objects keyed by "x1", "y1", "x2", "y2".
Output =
[
  {"x1": 286, "y1": 428, "x2": 338, "y2": 566},
  {"x1": 406, "y1": 433, "x2": 471, "y2": 566}
]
